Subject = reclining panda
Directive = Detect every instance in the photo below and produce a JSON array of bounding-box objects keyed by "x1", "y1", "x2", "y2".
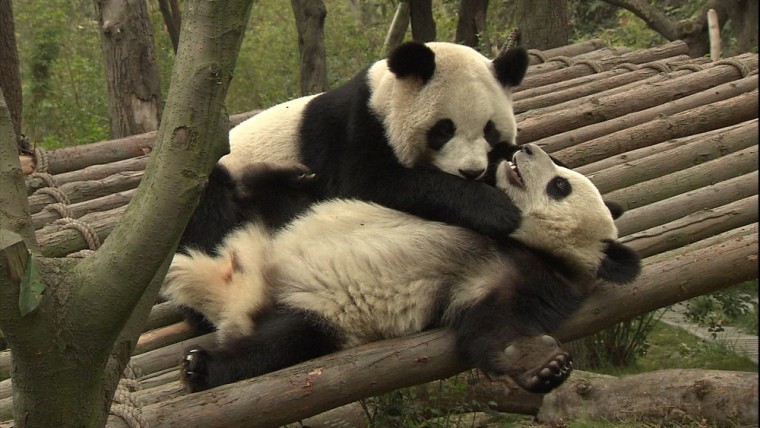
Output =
[
  {"x1": 180, "y1": 41, "x2": 530, "y2": 254},
  {"x1": 163, "y1": 143, "x2": 642, "y2": 394}
]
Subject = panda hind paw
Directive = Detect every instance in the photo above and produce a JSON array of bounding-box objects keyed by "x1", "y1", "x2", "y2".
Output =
[
  {"x1": 503, "y1": 334, "x2": 573, "y2": 394},
  {"x1": 180, "y1": 345, "x2": 212, "y2": 393}
]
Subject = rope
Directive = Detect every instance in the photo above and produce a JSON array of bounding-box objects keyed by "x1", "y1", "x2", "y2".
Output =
[
  {"x1": 110, "y1": 376, "x2": 148, "y2": 428},
  {"x1": 33, "y1": 147, "x2": 49, "y2": 173},
  {"x1": 548, "y1": 55, "x2": 574, "y2": 67},
  {"x1": 499, "y1": 28, "x2": 520, "y2": 56},
  {"x1": 527, "y1": 48, "x2": 548, "y2": 63},
  {"x1": 53, "y1": 218, "x2": 101, "y2": 250},
  {"x1": 34, "y1": 187, "x2": 71, "y2": 205},
  {"x1": 714, "y1": 58, "x2": 751, "y2": 78},
  {"x1": 29, "y1": 172, "x2": 58, "y2": 188},
  {"x1": 574, "y1": 59, "x2": 605, "y2": 73},
  {"x1": 613, "y1": 63, "x2": 640, "y2": 72},
  {"x1": 640, "y1": 61, "x2": 672, "y2": 73},
  {"x1": 673, "y1": 64, "x2": 705, "y2": 73},
  {"x1": 45, "y1": 202, "x2": 74, "y2": 220}
]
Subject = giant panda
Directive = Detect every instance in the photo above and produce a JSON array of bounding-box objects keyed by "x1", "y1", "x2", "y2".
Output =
[
  {"x1": 163, "y1": 143, "x2": 642, "y2": 394},
  {"x1": 179, "y1": 41, "x2": 530, "y2": 254}
]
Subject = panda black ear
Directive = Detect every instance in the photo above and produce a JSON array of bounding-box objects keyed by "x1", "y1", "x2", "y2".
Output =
[
  {"x1": 597, "y1": 240, "x2": 641, "y2": 284},
  {"x1": 387, "y1": 41, "x2": 436, "y2": 84},
  {"x1": 604, "y1": 200, "x2": 625, "y2": 220},
  {"x1": 492, "y1": 47, "x2": 529, "y2": 87}
]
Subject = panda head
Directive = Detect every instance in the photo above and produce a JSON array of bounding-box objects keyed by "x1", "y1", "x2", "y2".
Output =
[
  {"x1": 495, "y1": 144, "x2": 641, "y2": 285},
  {"x1": 368, "y1": 42, "x2": 529, "y2": 180}
]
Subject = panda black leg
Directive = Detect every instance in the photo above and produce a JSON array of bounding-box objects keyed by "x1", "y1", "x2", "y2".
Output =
[
  {"x1": 179, "y1": 308, "x2": 343, "y2": 393},
  {"x1": 502, "y1": 335, "x2": 573, "y2": 393}
]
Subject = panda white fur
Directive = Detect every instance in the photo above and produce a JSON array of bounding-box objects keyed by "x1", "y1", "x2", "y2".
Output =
[
  {"x1": 178, "y1": 41, "x2": 530, "y2": 256},
  {"x1": 163, "y1": 144, "x2": 642, "y2": 394}
]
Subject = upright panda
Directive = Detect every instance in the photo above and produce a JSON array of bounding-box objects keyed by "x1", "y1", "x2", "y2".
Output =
[
  {"x1": 179, "y1": 41, "x2": 530, "y2": 253},
  {"x1": 163, "y1": 144, "x2": 642, "y2": 394}
]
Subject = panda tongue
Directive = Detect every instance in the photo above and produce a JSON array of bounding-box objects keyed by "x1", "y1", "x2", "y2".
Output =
[{"x1": 507, "y1": 162, "x2": 525, "y2": 188}]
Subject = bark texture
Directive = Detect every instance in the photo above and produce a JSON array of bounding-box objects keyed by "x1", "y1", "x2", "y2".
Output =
[
  {"x1": 291, "y1": 0, "x2": 327, "y2": 95},
  {"x1": 455, "y1": 0, "x2": 488, "y2": 50},
  {"x1": 409, "y1": 0, "x2": 435, "y2": 42},
  {"x1": 94, "y1": 0, "x2": 163, "y2": 138},
  {"x1": 514, "y1": 0, "x2": 569, "y2": 50},
  {"x1": 0, "y1": 0, "x2": 22, "y2": 146}
]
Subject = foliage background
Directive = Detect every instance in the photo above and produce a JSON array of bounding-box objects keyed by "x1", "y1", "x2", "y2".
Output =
[{"x1": 13, "y1": 0, "x2": 682, "y2": 149}]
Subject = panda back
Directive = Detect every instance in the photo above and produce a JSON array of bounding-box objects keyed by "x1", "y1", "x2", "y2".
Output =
[{"x1": 222, "y1": 94, "x2": 318, "y2": 178}]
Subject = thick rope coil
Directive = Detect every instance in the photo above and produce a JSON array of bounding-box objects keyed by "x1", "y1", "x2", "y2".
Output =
[
  {"x1": 527, "y1": 48, "x2": 548, "y2": 63},
  {"x1": 45, "y1": 202, "x2": 74, "y2": 220},
  {"x1": 673, "y1": 64, "x2": 705, "y2": 73},
  {"x1": 714, "y1": 58, "x2": 751, "y2": 78},
  {"x1": 499, "y1": 28, "x2": 520, "y2": 56},
  {"x1": 641, "y1": 61, "x2": 672, "y2": 73},
  {"x1": 34, "y1": 187, "x2": 71, "y2": 205},
  {"x1": 33, "y1": 147, "x2": 49, "y2": 173},
  {"x1": 574, "y1": 59, "x2": 605, "y2": 73},
  {"x1": 548, "y1": 55, "x2": 574, "y2": 67},
  {"x1": 110, "y1": 376, "x2": 148, "y2": 428},
  {"x1": 612, "y1": 63, "x2": 640, "y2": 72},
  {"x1": 28, "y1": 172, "x2": 58, "y2": 188},
  {"x1": 53, "y1": 218, "x2": 101, "y2": 250}
]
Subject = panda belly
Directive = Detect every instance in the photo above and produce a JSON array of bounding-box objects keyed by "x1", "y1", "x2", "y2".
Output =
[
  {"x1": 221, "y1": 95, "x2": 318, "y2": 178},
  {"x1": 265, "y1": 200, "x2": 496, "y2": 347}
]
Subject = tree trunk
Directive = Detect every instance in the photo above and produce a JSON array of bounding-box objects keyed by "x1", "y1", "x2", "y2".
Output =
[
  {"x1": 383, "y1": 1, "x2": 410, "y2": 54},
  {"x1": 0, "y1": 0, "x2": 22, "y2": 147},
  {"x1": 514, "y1": 0, "x2": 569, "y2": 50},
  {"x1": 0, "y1": 0, "x2": 253, "y2": 425},
  {"x1": 157, "y1": 0, "x2": 182, "y2": 54},
  {"x1": 291, "y1": 0, "x2": 327, "y2": 95},
  {"x1": 94, "y1": 0, "x2": 163, "y2": 139},
  {"x1": 409, "y1": 0, "x2": 435, "y2": 42},
  {"x1": 455, "y1": 0, "x2": 488, "y2": 50},
  {"x1": 726, "y1": 0, "x2": 758, "y2": 55}
]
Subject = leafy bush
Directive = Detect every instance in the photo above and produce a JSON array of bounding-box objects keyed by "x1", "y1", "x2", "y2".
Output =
[{"x1": 683, "y1": 280, "x2": 758, "y2": 337}]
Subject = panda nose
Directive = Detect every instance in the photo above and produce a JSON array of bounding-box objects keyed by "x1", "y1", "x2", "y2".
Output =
[
  {"x1": 521, "y1": 144, "x2": 534, "y2": 155},
  {"x1": 459, "y1": 168, "x2": 486, "y2": 180}
]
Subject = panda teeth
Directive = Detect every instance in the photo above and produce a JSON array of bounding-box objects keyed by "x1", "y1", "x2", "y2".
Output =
[{"x1": 506, "y1": 161, "x2": 526, "y2": 188}]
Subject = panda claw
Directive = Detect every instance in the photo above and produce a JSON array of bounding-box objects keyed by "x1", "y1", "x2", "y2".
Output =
[{"x1": 181, "y1": 345, "x2": 211, "y2": 393}]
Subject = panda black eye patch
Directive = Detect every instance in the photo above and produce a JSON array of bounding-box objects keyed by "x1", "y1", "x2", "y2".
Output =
[
  {"x1": 547, "y1": 176, "x2": 572, "y2": 200},
  {"x1": 484, "y1": 120, "x2": 501, "y2": 147},
  {"x1": 427, "y1": 119, "x2": 456, "y2": 150}
]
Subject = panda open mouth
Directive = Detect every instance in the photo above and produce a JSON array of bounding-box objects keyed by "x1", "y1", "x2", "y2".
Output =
[{"x1": 506, "y1": 160, "x2": 526, "y2": 188}]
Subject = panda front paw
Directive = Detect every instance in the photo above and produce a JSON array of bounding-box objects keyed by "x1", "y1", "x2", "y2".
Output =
[
  {"x1": 503, "y1": 335, "x2": 573, "y2": 394},
  {"x1": 180, "y1": 345, "x2": 212, "y2": 393}
]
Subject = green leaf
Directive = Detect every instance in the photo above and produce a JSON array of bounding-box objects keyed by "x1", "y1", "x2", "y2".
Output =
[{"x1": 19, "y1": 255, "x2": 45, "y2": 316}]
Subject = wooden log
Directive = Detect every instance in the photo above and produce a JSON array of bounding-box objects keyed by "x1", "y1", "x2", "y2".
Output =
[
  {"x1": 31, "y1": 189, "x2": 136, "y2": 230},
  {"x1": 28, "y1": 171, "x2": 143, "y2": 214},
  {"x1": 622, "y1": 196, "x2": 759, "y2": 258},
  {"x1": 523, "y1": 46, "x2": 629, "y2": 76},
  {"x1": 615, "y1": 171, "x2": 758, "y2": 237},
  {"x1": 135, "y1": 322, "x2": 196, "y2": 355},
  {"x1": 0, "y1": 352, "x2": 7, "y2": 381},
  {"x1": 513, "y1": 55, "x2": 705, "y2": 103},
  {"x1": 514, "y1": 56, "x2": 695, "y2": 113},
  {"x1": 0, "y1": 379, "x2": 8, "y2": 402},
  {"x1": 604, "y1": 145, "x2": 757, "y2": 210},
  {"x1": 18, "y1": 111, "x2": 258, "y2": 176},
  {"x1": 537, "y1": 369, "x2": 758, "y2": 426},
  {"x1": 588, "y1": 120, "x2": 759, "y2": 194},
  {"x1": 144, "y1": 302, "x2": 184, "y2": 332},
  {"x1": 36, "y1": 205, "x2": 127, "y2": 257},
  {"x1": 526, "y1": 38, "x2": 608, "y2": 65},
  {"x1": 645, "y1": 223, "x2": 757, "y2": 265},
  {"x1": 130, "y1": 333, "x2": 215, "y2": 375},
  {"x1": 125, "y1": 232, "x2": 757, "y2": 428},
  {"x1": 25, "y1": 156, "x2": 149, "y2": 195},
  {"x1": 535, "y1": 72, "x2": 759, "y2": 154},
  {"x1": 139, "y1": 368, "x2": 179, "y2": 391},
  {"x1": 518, "y1": 56, "x2": 759, "y2": 145},
  {"x1": 577, "y1": 119, "x2": 757, "y2": 175},
  {"x1": 517, "y1": 41, "x2": 689, "y2": 91},
  {"x1": 552, "y1": 89, "x2": 759, "y2": 168}
]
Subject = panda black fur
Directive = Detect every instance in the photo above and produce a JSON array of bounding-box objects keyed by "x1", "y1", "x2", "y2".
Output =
[
  {"x1": 163, "y1": 144, "x2": 642, "y2": 394},
  {"x1": 179, "y1": 41, "x2": 530, "y2": 255}
]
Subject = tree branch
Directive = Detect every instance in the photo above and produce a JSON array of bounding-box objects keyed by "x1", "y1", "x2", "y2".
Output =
[{"x1": 602, "y1": 0, "x2": 681, "y2": 40}]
